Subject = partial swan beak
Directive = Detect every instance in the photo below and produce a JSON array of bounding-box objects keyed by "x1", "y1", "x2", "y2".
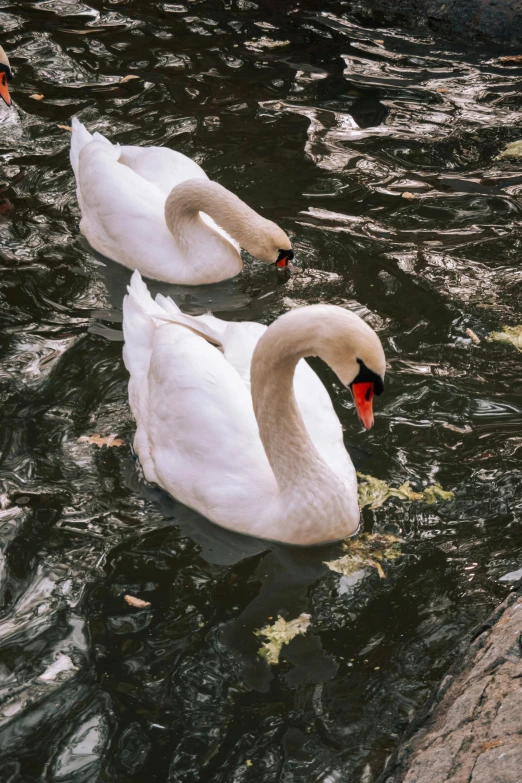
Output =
[
  {"x1": 0, "y1": 73, "x2": 11, "y2": 107},
  {"x1": 351, "y1": 381, "x2": 374, "y2": 430},
  {"x1": 275, "y1": 248, "x2": 294, "y2": 268}
]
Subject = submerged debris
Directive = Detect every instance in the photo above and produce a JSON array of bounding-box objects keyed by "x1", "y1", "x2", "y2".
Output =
[
  {"x1": 495, "y1": 140, "x2": 522, "y2": 159},
  {"x1": 488, "y1": 325, "x2": 522, "y2": 352},
  {"x1": 325, "y1": 533, "x2": 403, "y2": 580},
  {"x1": 255, "y1": 613, "x2": 311, "y2": 665},
  {"x1": 357, "y1": 473, "x2": 454, "y2": 510}
]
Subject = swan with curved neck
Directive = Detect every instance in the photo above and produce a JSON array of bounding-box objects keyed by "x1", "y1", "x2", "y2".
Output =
[
  {"x1": 0, "y1": 47, "x2": 12, "y2": 106},
  {"x1": 70, "y1": 118, "x2": 293, "y2": 285},
  {"x1": 123, "y1": 272, "x2": 386, "y2": 545}
]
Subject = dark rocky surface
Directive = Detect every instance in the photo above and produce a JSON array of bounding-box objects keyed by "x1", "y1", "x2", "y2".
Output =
[
  {"x1": 379, "y1": 587, "x2": 522, "y2": 782},
  {"x1": 350, "y1": 0, "x2": 522, "y2": 43}
]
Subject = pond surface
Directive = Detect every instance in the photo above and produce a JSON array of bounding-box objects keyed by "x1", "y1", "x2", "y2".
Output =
[{"x1": 1, "y1": 1, "x2": 522, "y2": 781}]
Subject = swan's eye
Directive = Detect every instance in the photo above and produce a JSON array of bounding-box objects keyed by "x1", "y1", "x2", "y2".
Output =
[
  {"x1": 275, "y1": 248, "x2": 294, "y2": 268},
  {"x1": 353, "y1": 358, "x2": 384, "y2": 396}
]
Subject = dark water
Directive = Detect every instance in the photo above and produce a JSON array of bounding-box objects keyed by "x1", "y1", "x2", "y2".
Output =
[{"x1": 1, "y1": 1, "x2": 522, "y2": 781}]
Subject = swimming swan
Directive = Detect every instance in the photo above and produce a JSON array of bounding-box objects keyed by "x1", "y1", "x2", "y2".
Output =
[
  {"x1": 70, "y1": 118, "x2": 293, "y2": 285},
  {"x1": 123, "y1": 272, "x2": 386, "y2": 545}
]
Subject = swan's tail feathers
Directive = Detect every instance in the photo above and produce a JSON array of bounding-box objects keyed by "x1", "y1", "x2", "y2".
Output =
[
  {"x1": 124, "y1": 271, "x2": 224, "y2": 348},
  {"x1": 92, "y1": 130, "x2": 112, "y2": 145},
  {"x1": 155, "y1": 293, "x2": 182, "y2": 316},
  {"x1": 70, "y1": 117, "x2": 94, "y2": 179},
  {"x1": 122, "y1": 271, "x2": 158, "y2": 383},
  {"x1": 70, "y1": 118, "x2": 118, "y2": 179}
]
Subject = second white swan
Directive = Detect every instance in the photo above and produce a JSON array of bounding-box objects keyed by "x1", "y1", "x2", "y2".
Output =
[
  {"x1": 70, "y1": 118, "x2": 293, "y2": 285},
  {"x1": 123, "y1": 272, "x2": 386, "y2": 545}
]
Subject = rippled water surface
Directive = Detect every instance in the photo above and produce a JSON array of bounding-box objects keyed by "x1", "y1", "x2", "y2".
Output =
[{"x1": 1, "y1": 1, "x2": 522, "y2": 781}]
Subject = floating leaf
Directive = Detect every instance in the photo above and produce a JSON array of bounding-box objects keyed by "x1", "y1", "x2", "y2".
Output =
[
  {"x1": 465, "y1": 327, "x2": 481, "y2": 344},
  {"x1": 57, "y1": 124, "x2": 72, "y2": 131},
  {"x1": 325, "y1": 533, "x2": 403, "y2": 580},
  {"x1": 124, "y1": 595, "x2": 151, "y2": 608},
  {"x1": 120, "y1": 74, "x2": 140, "y2": 83},
  {"x1": 421, "y1": 484, "x2": 455, "y2": 503},
  {"x1": 77, "y1": 434, "x2": 126, "y2": 448},
  {"x1": 29, "y1": 94, "x2": 44, "y2": 100},
  {"x1": 498, "y1": 54, "x2": 522, "y2": 64},
  {"x1": 436, "y1": 86, "x2": 449, "y2": 93},
  {"x1": 496, "y1": 140, "x2": 522, "y2": 160},
  {"x1": 357, "y1": 473, "x2": 454, "y2": 510},
  {"x1": 401, "y1": 191, "x2": 415, "y2": 199},
  {"x1": 254, "y1": 613, "x2": 311, "y2": 665},
  {"x1": 488, "y1": 325, "x2": 522, "y2": 352}
]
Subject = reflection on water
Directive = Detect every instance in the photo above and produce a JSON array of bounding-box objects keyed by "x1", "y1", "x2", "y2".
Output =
[{"x1": 1, "y1": 1, "x2": 522, "y2": 780}]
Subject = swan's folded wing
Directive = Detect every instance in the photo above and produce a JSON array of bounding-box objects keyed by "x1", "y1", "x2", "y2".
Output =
[
  {"x1": 118, "y1": 146, "x2": 208, "y2": 198},
  {"x1": 77, "y1": 142, "x2": 174, "y2": 266},
  {"x1": 145, "y1": 323, "x2": 278, "y2": 536}
]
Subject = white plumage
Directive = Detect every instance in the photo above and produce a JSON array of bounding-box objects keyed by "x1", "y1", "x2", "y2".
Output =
[
  {"x1": 70, "y1": 118, "x2": 292, "y2": 284},
  {"x1": 123, "y1": 272, "x2": 386, "y2": 545}
]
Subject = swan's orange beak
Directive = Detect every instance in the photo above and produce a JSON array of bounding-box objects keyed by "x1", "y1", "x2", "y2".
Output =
[
  {"x1": 0, "y1": 73, "x2": 11, "y2": 107},
  {"x1": 351, "y1": 382, "x2": 374, "y2": 430},
  {"x1": 275, "y1": 248, "x2": 294, "y2": 268}
]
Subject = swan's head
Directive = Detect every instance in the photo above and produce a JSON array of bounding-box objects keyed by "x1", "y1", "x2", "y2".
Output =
[
  {"x1": 246, "y1": 220, "x2": 294, "y2": 268},
  {"x1": 0, "y1": 47, "x2": 12, "y2": 107},
  {"x1": 292, "y1": 305, "x2": 385, "y2": 430},
  {"x1": 323, "y1": 309, "x2": 385, "y2": 430},
  {"x1": 255, "y1": 304, "x2": 385, "y2": 430}
]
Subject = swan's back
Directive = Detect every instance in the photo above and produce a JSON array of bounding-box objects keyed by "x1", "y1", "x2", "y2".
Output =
[
  {"x1": 118, "y1": 145, "x2": 207, "y2": 197},
  {"x1": 70, "y1": 118, "x2": 207, "y2": 194}
]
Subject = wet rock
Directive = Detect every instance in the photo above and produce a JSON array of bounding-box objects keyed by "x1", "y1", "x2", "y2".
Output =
[
  {"x1": 379, "y1": 589, "x2": 522, "y2": 783},
  {"x1": 349, "y1": 0, "x2": 522, "y2": 43}
]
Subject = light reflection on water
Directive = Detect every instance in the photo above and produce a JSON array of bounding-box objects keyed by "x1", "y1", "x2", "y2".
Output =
[{"x1": 0, "y1": 1, "x2": 522, "y2": 781}]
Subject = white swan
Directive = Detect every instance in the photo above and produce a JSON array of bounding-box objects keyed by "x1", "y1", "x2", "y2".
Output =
[
  {"x1": 123, "y1": 272, "x2": 386, "y2": 545},
  {"x1": 70, "y1": 118, "x2": 293, "y2": 285},
  {"x1": 0, "y1": 47, "x2": 12, "y2": 107}
]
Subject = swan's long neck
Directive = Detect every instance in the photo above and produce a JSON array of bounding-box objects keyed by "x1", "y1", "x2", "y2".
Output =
[
  {"x1": 251, "y1": 307, "x2": 362, "y2": 541},
  {"x1": 165, "y1": 179, "x2": 274, "y2": 256}
]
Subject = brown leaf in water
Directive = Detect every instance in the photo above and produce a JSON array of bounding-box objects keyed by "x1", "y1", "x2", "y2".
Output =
[
  {"x1": 120, "y1": 74, "x2": 140, "y2": 83},
  {"x1": 29, "y1": 94, "x2": 44, "y2": 100},
  {"x1": 465, "y1": 327, "x2": 481, "y2": 344},
  {"x1": 498, "y1": 54, "x2": 522, "y2": 64},
  {"x1": 436, "y1": 86, "x2": 449, "y2": 93},
  {"x1": 57, "y1": 124, "x2": 72, "y2": 132},
  {"x1": 77, "y1": 434, "x2": 126, "y2": 448},
  {"x1": 401, "y1": 191, "x2": 415, "y2": 199},
  {"x1": 124, "y1": 595, "x2": 151, "y2": 608}
]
